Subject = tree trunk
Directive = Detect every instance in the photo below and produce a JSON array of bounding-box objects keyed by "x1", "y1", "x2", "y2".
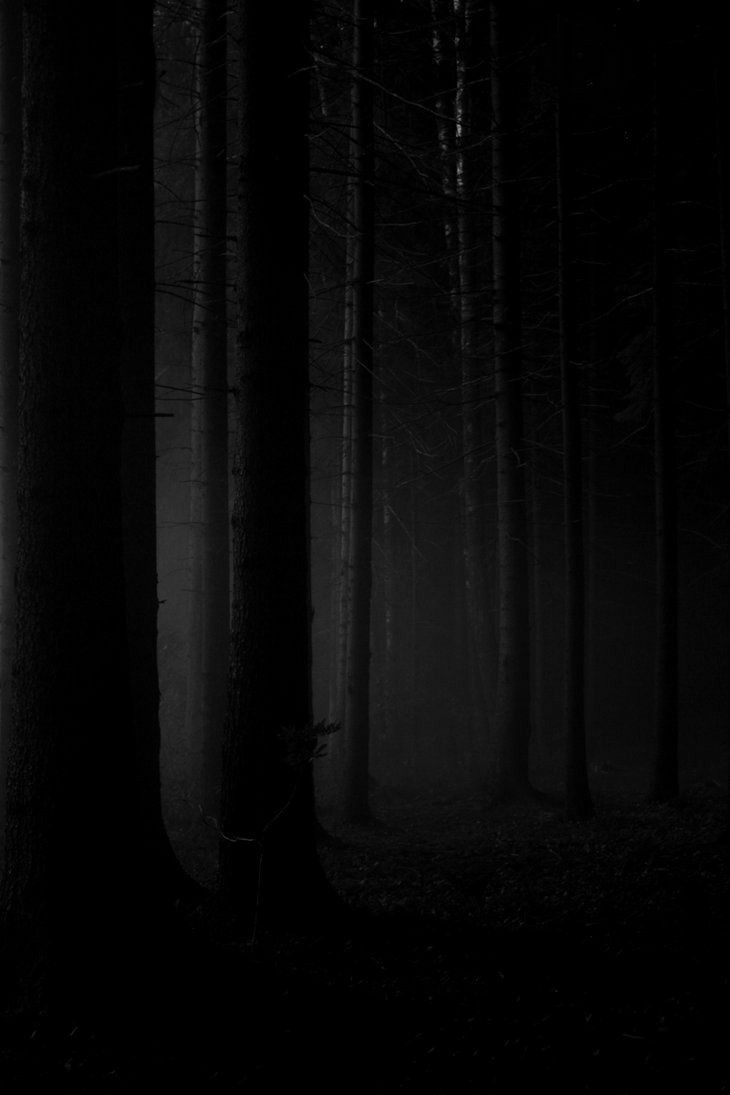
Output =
[
  {"x1": 341, "y1": 0, "x2": 375, "y2": 822},
  {"x1": 490, "y1": 0, "x2": 531, "y2": 799},
  {"x1": 0, "y1": 0, "x2": 20, "y2": 869},
  {"x1": 651, "y1": 33, "x2": 679, "y2": 803},
  {"x1": 220, "y1": 0, "x2": 336, "y2": 929},
  {"x1": 331, "y1": 243, "x2": 355, "y2": 730},
  {"x1": 380, "y1": 373, "x2": 395, "y2": 751},
  {"x1": 714, "y1": 32, "x2": 730, "y2": 832},
  {"x1": 117, "y1": 0, "x2": 197, "y2": 897},
  {"x1": 453, "y1": 0, "x2": 495, "y2": 736},
  {"x1": 556, "y1": 13, "x2": 593, "y2": 819},
  {"x1": 187, "y1": 0, "x2": 230, "y2": 816},
  {"x1": 0, "y1": 1, "x2": 161, "y2": 1004}
]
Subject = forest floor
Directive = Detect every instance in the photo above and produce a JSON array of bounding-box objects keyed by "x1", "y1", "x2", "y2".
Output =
[{"x1": 1, "y1": 781, "x2": 727, "y2": 1092}]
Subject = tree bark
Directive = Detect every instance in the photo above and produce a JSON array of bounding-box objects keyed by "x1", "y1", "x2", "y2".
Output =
[
  {"x1": 331, "y1": 238, "x2": 355, "y2": 730},
  {"x1": 490, "y1": 0, "x2": 531, "y2": 799},
  {"x1": 452, "y1": 0, "x2": 495, "y2": 735},
  {"x1": 0, "y1": 0, "x2": 160, "y2": 1004},
  {"x1": 341, "y1": 0, "x2": 376, "y2": 822},
  {"x1": 0, "y1": 0, "x2": 20, "y2": 868},
  {"x1": 187, "y1": 0, "x2": 230, "y2": 816},
  {"x1": 117, "y1": 0, "x2": 197, "y2": 897},
  {"x1": 651, "y1": 32, "x2": 679, "y2": 803},
  {"x1": 220, "y1": 0, "x2": 336, "y2": 928},
  {"x1": 556, "y1": 13, "x2": 593, "y2": 819}
]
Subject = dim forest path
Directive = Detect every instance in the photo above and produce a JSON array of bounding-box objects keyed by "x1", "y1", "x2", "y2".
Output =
[{"x1": 2, "y1": 786, "x2": 727, "y2": 1091}]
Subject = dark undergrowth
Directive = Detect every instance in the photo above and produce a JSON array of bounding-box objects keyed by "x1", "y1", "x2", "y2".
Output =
[{"x1": 1, "y1": 783, "x2": 727, "y2": 1092}]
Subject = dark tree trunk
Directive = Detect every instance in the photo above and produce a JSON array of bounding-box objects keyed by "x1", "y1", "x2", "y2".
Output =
[
  {"x1": 220, "y1": 0, "x2": 336, "y2": 929},
  {"x1": 331, "y1": 241, "x2": 355, "y2": 731},
  {"x1": 0, "y1": 1, "x2": 161, "y2": 1004},
  {"x1": 490, "y1": 0, "x2": 531, "y2": 799},
  {"x1": 380, "y1": 374, "x2": 395, "y2": 750},
  {"x1": 453, "y1": 0, "x2": 495, "y2": 735},
  {"x1": 556, "y1": 13, "x2": 593, "y2": 820},
  {"x1": 117, "y1": 0, "x2": 196, "y2": 897},
  {"x1": 714, "y1": 31, "x2": 730, "y2": 832},
  {"x1": 651, "y1": 33, "x2": 679, "y2": 803},
  {"x1": 0, "y1": 0, "x2": 20, "y2": 868},
  {"x1": 187, "y1": 0, "x2": 230, "y2": 816},
  {"x1": 341, "y1": 0, "x2": 376, "y2": 822}
]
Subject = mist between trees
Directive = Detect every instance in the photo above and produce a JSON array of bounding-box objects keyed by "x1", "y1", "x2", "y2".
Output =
[
  {"x1": 153, "y1": 0, "x2": 728, "y2": 827},
  {"x1": 0, "y1": 0, "x2": 727, "y2": 1013}
]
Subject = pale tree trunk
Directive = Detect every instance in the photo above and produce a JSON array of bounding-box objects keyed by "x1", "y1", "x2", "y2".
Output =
[
  {"x1": 651, "y1": 32, "x2": 679, "y2": 803},
  {"x1": 432, "y1": 0, "x2": 476, "y2": 733},
  {"x1": 556, "y1": 13, "x2": 593, "y2": 819},
  {"x1": 187, "y1": 0, "x2": 229, "y2": 816},
  {"x1": 430, "y1": 0, "x2": 459, "y2": 309},
  {"x1": 341, "y1": 0, "x2": 375, "y2": 822},
  {"x1": 220, "y1": 0, "x2": 336, "y2": 929},
  {"x1": 0, "y1": 0, "x2": 20, "y2": 868},
  {"x1": 490, "y1": 0, "x2": 531, "y2": 799}
]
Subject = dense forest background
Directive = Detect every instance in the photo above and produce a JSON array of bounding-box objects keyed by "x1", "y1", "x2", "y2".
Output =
[
  {"x1": 150, "y1": 0, "x2": 729, "y2": 811},
  {"x1": 0, "y1": 0, "x2": 727, "y2": 1088}
]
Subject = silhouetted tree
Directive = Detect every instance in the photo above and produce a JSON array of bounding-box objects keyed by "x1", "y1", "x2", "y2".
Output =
[
  {"x1": 219, "y1": 0, "x2": 336, "y2": 927},
  {"x1": 490, "y1": 0, "x2": 531, "y2": 799},
  {"x1": 556, "y1": 12, "x2": 593, "y2": 819},
  {"x1": 341, "y1": 0, "x2": 376, "y2": 822},
  {"x1": 0, "y1": 0, "x2": 168, "y2": 1004},
  {"x1": 650, "y1": 26, "x2": 679, "y2": 803},
  {"x1": 0, "y1": 0, "x2": 20, "y2": 865},
  {"x1": 117, "y1": 0, "x2": 196, "y2": 895},
  {"x1": 187, "y1": 0, "x2": 230, "y2": 816}
]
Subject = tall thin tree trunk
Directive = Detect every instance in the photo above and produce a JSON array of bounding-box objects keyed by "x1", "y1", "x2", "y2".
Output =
[
  {"x1": 341, "y1": 0, "x2": 375, "y2": 822},
  {"x1": 187, "y1": 0, "x2": 229, "y2": 816},
  {"x1": 490, "y1": 0, "x2": 531, "y2": 799},
  {"x1": 117, "y1": 0, "x2": 195, "y2": 897},
  {"x1": 557, "y1": 13, "x2": 593, "y2": 819},
  {"x1": 332, "y1": 254, "x2": 355, "y2": 730},
  {"x1": 526, "y1": 390, "x2": 544, "y2": 748},
  {"x1": 381, "y1": 372, "x2": 395, "y2": 750},
  {"x1": 453, "y1": 0, "x2": 494, "y2": 732},
  {"x1": 220, "y1": 0, "x2": 336, "y2": 928},
  {"x1": 0, "y1": 0, "x2": 20, "y2": 868},
  {"x1": 714, "y1": 33, "x2": 730, "y2": 830},
  {"x1": 651, "y1": 33, "x2": 679, "y2": 803}
]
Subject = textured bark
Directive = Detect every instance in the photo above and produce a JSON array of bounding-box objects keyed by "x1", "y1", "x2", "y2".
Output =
[
  {"x1": 0, "y1": 1, "x2": 151, "y2": 1001},
  {"x1": 220, "y1": 0, "x2": 335, "y2": 926},
  {"x1": 0, "y1": 0, "x2": 20, "y2": 867},
  {"x1": 187, "y1": 0, "x2": 230, "y2": 816},
  {"x1": 556, "y1": 14, "x2": 593, "y2": 820},
  {"x1": 490, "y1": 1, "x2": 531, "y2": 798},
  {"x1": 341, "y1": 0, "x2": 375, "y2": 822},
  {"x1": 651, "y1": 34, "x2": 679, "y2": 803}
]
